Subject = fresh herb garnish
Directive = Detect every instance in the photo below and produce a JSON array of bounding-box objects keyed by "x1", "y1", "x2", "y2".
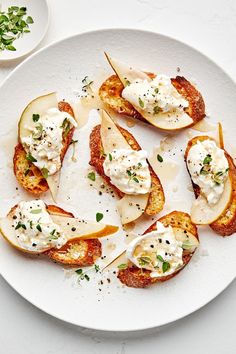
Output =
[
  {"x1": 96, "y1": 212, "x2": 103, "y2": 222},
  {"x1": 138, "y1": 256, "x2": 151, "y2": 267},
  {"x1": 162, "y1": 261, "x2": 170, "y2": 273},
  {"x1": 32, "y1": 114, "x2": 40, "y2": 122},
  {"x1": 26, "y1": 153, "x2": 37, "y2": 163},
  {"x1": 200, "y1": 166, "x2": 209, "y2": 175},
  {"x1": 69, "y1": 139, "x2": 78, "y2": 145},
  {"x1": 154, "y1": 88, "x2": 159, "y2": 94},
  {"x1": 75, "y1": 268, "x2": 90, "y2": 282},
  {"x1": 157, "y1": 154, "x2": 163, "y2": 163},
  {"x1": 126, "y1": 169, "x2": 139, "y2": 183},
  {"x1": 153, "y1": 106, "x2": 161, "y2": 114},
  {"x1": 24, "y1": 168, "x2": 30, "y2": 176},
  {"x1": 82, "y1": 76, "x2": 94, "y2": 92},
  {"x1": 30, "y1": 209, "x2": 42, "y2": 214},
  {"x1": 156, "y1": 254, "x2": 164, "y2": 262},
  {"x1": 125, "y1": 79, "x2": 131, "y2": 86},
  {"x1": 94, "y1": 264, "x2": 100, "y2": 273},
  {"x1": 41, "y1": 167, "x2": 49, "y2": 179},
  {"x1": 32, "y1": 123, "x2": 43, "y2": 139},
  {"x1": 61, "y1": 118, "x2": 71, "y2": 136},
  {"x1": 118, "y1": 263, "x2": 128, "y2": 270},
  {"x1": 203, "y1": 154, "x2": 212, "y2": 165},
  {"x1": 15, "y1": 222, "x2": 26, "y2": 230},
  {"x1": 0, "y1": 6, "x2": 34, "y2": 52},
  {"x1": 157, "y1": 254, "x2": 170, "y2": 273},
  {"x1": 36, "y1": 224, "x2": 42, "y2": 232},
  {"x1": 87, "y1": 171, "x2": 96, "y2": 181},
  {"x1": 138, "y1": 97, "x2": 144, "y2": 108},
  {"x1": 108, "y1": 153, "x2": 112, "y2": 161}
]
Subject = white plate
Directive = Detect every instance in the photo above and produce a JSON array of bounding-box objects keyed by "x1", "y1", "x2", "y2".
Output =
[
  {"x1": 0, "y1": 29, "x2": 235, "y2": 332},
  {"x1": 0, "y1": 0, "x2": 49, "y2": 61}
]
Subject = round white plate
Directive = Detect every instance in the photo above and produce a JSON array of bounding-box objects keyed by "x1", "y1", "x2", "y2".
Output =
[
  {"x1": 0, "y1": 29, "x2": 235, "y2": 332},
  {"x1": 0, "y1": 0, "x2": 49, "y2": 61}
]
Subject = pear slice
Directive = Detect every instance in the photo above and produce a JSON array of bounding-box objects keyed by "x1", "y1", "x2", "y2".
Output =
[
  {"x1": 18, "y1": 92, "x2": 61, "y2": 200},
  {"x1": 19, "y1": 92, "x2": 58, "y2": 141},
  {"x1": 0, "y1": 213, "x2": 118, "y2": 254},
  {"x1": 46, "y1": 172, "x2": 60, "y2": 202},
  {"x1": 105, "y1": 53, "x2": 150, "y2": 87},
  {"x1": 191, "y1": 176, "x2": 232, "y2": 225},
  {"x1": 100, "y1": 109, "x2": 132, "y2": 151},
  {"x1": 173, "y1": 227, "x2": 199, "y2": 254},
  {"x1": 105, "y1": 54, "x2": 193, "y2": 130},
  {"x1": 100, "y1": 110, "x2": 149, "y2": 224},
  {"x1": 117, "y1": 194, "x2": 149, "y2": 224}
]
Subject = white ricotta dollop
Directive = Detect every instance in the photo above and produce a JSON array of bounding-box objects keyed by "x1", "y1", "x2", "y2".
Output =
[
  {"x1": 22, "y1": 108, "x2": 77, "y2": 175},
  {"x1": 13, "y1": 200, "x2": 67, "y2": 252},
  {"x1": 103, "y1": 148, "x2": 151, "y2": 194},
  {"x1": 122, "y1": 74, "x2": 188, "y2": 115},
  {"x1": 187, "y1": 139, "x2": 229, "y2": 205},
  {"x1": 126, "y1": 222, "x2": 183, "y2": 278}
]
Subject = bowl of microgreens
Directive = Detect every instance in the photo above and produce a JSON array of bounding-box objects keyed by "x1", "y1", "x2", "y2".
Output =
[{"x1": 0, "y1": 0, "x2": 49, "y2": 61}]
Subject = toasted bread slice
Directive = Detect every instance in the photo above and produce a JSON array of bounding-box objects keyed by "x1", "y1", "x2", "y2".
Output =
[
  {"x1": 13, "y1": 101, "x2": 75, "y2": 195},
  {"x1": 117, "y1": 211, "x2": 198, "y2": 288},
  {"x1": 99, "y1": 74, "x2": 205, "y2": 129},
  {"x1": 45, "y1": 205, "x2": 102, "y2": 266},
  {"x1": 89, "y1": 124, "x2": 165, "y2": 216},
  {"x1": 3, "y1": 204, "x2": 102, "y2": 266},
  {"x1": 185, "y1": 136, "x2": 236, "y2": 236}
]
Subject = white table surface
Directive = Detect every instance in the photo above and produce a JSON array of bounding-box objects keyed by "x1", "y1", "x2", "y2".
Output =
[{"x1": 0, "y1": 0, "x2": 235, "y2": 353}]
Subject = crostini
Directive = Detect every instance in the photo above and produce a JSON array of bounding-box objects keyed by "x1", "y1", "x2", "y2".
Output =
[
  {"x1": 117, "y1": 211, "x2": 199, "y2": 288},
  {"x1": 13, "y1": 92, "x2": 77, "y2": 200},
  {"x1": 0, "y1": 200, "x2": 118, "y2": 266},
  {"x1": 99, "y1": 54, "x2": 205, "y2": 131},
  {"x1": 89, "y1": 110, "x2": 165, "y2": 224},
  {"x1": 185, "y1": 135, "x2": 236, "y2": 236}
]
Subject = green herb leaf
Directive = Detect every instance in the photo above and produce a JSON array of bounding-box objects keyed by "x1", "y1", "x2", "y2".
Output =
[
  {"x1": 138, "y1": 97, "x2": 144, "y2": 108},
  {"x1": 153, "y1": 106, "x2": 161, "y2": 114},
  {"x1": 32, "y1": 123, "x2": 43, "y2": 139},
  {"x1": 26, "y1": 153, "x2": 37, "y2": 163},
  {"x1": 118, "y1": 263, "x2": 128, "y2": 270},
  {"x1": 30, "y1": 209, "x2": 42, "y2": 214},
  {"x1": 157, "y1": 254, "x2": 164, "y2": 262},
  {"x1": 24, "y1": 168, "x2": 30, "y2": 176},
  {"x1": 96, "y1": 212, "x2": 103, "y2": 222},
  {"x1": 203, "y1": 154, "x2": 212, "y2": 165},
  {"x1": 26, "y1": 16, "x2": 34, "y2": 24},
  {"x1": 162, "y1": 261, "x2": 170, "y2": 273},
  {"x1": 126, "y1": 169, "x2": 132, "y2": 177},
  {"x1": 41, "y1": 167, "x2": 49, "y2": 179},
  {"x1": 157, "y1": 154, "x2": 163, "y2": 163},
  {"x1": 32, "y1": 113, "x2": 40, "y2": 122},
  {"x1": 154, "y1": 88, "x2": 159, "y2": 94},
  {"x1": 84, "y1": 274, "x2": 90, "y2": 281},
  {"x1": 69, "y1": 139, "x2": 78, "y2": 145},
  {"x1": 200, "y1": 167, "x2": 208, "y2": 175},
  {"x1": 36, "y1": 224, "x2": 42, "y2": 232},
  {"x1": 15, "y1": 222, "x2": 26, "y2": 230},
  {"x1": 61, "y1": 118, "x2": 71, "y2": 136},
  {"x1": 87, "y1": 171, "x2": 96, "y2": 181},
  {"x1": 108, "y1": 153, "x2": 112, "y2": 161},
  {"x1": 6, "y1": 45, "x2": 16, "y2": 51},
  {"x1": 94, "y1": 264, "x2": 100, "y2": 273},
  {"x1": 75, "y1": 268, "x2": 83, "y2": 275},
  {"x1": 133, "y1": 177, "x2": 139, "y2": 183}
]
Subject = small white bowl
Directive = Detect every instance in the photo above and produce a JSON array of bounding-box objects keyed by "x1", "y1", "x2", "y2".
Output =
[{"x1": 0, "y1": 0, "x2": 49, "y2": 62}]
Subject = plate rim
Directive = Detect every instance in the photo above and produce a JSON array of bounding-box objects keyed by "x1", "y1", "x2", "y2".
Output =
[{"x1": 0, "y1": 28, "x2": 235, "y2": 332}]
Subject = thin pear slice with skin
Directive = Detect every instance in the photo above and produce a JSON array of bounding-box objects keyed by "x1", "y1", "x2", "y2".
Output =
[
  {"x1": 100, "y1": 110, "x2": 149, "y2": 224},
  {"x1": 105, "y1": 54, "x2": 193, "y2": 130},
  {"x1": 105, "y1": 53, "x2": 150, "y2": 87},
  {"x1": 191, "y1": 176, "x2": 232, "y2": 225},
  {"x1": 0, "y1": 213, "x2": 118, "y2": 255},
  {"x1": 116, "y1": 194, "x2": 149, "y2": 224},
  {"x1": 18, "y1": 92, "x2": 61, "y2": 200},
  {"x1": 100, "y1": 109, "x2": 132, "y2": 151},
  {"x1": 46, "y1": 172, "x2": 60, "y2": 202},
  {"x1": 19, "y1": 92, "x2": 58, "y2": 141}
]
